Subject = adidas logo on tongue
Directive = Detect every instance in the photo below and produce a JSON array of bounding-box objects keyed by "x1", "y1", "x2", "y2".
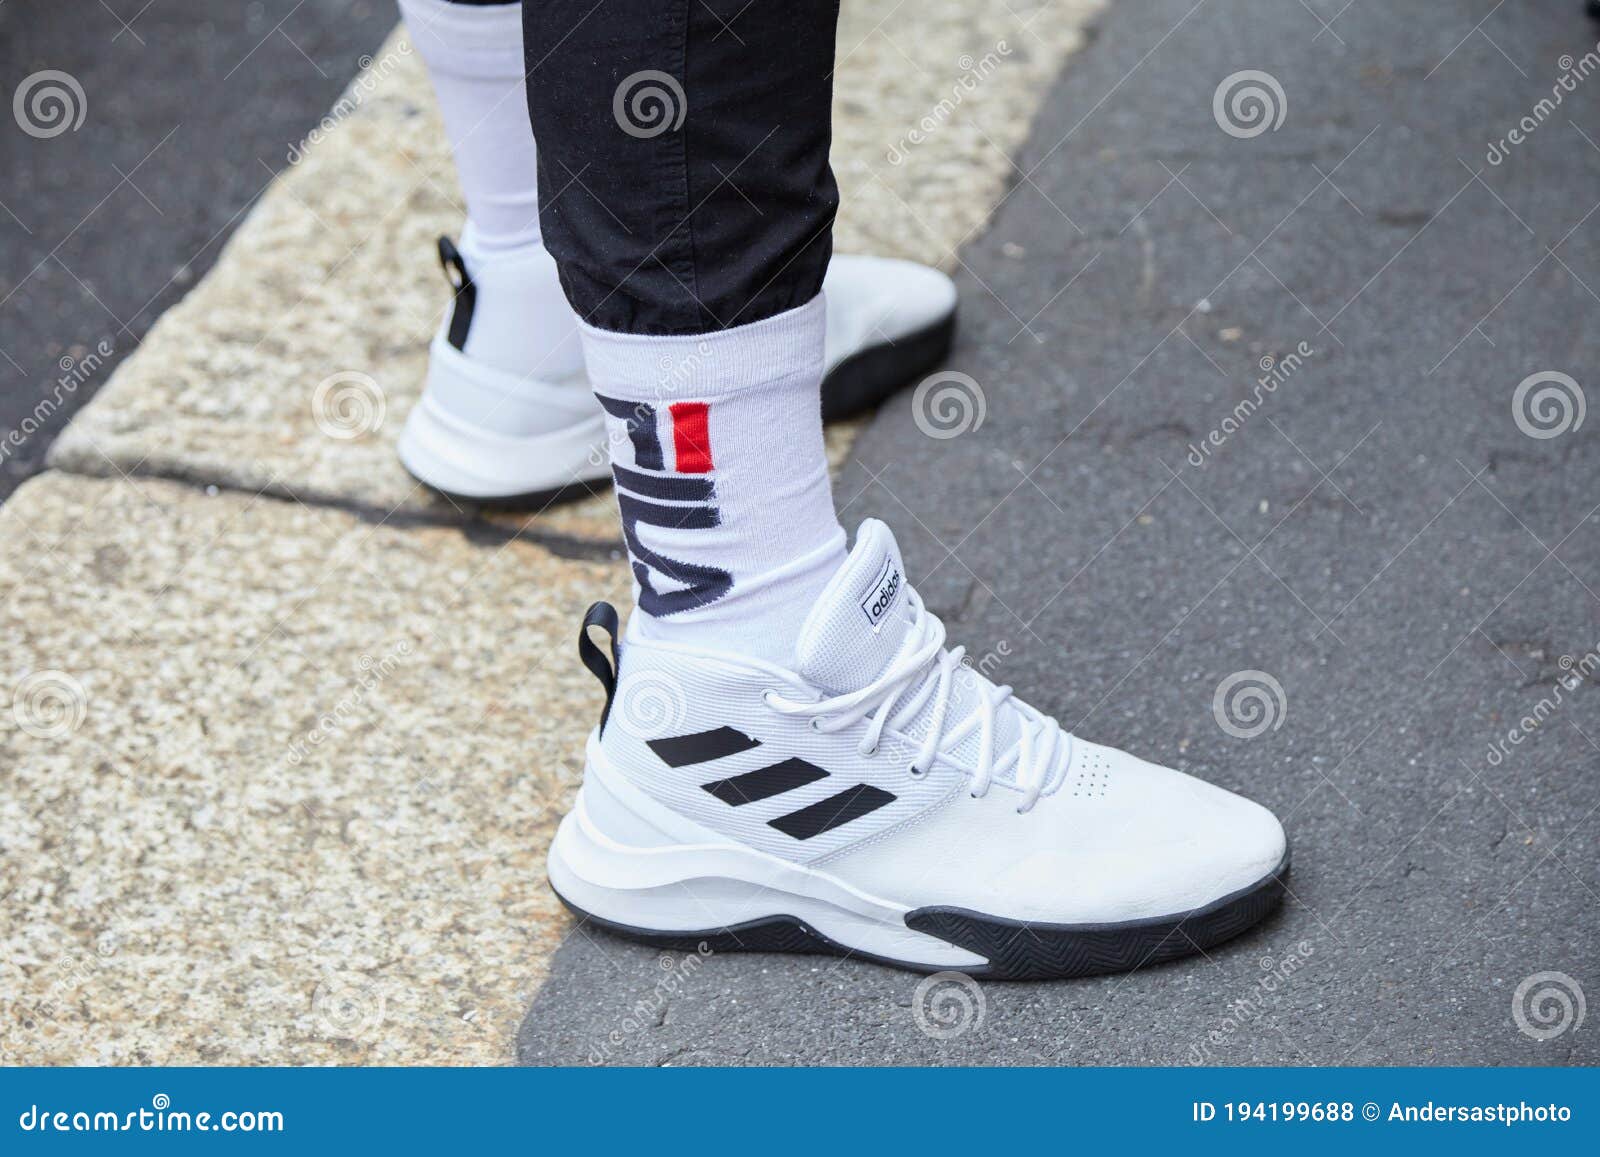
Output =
[
  {"x1": 797, "y1": 519, "x2": 915, "y2": 694},
  {"x1": 859, "y1": 556, "x2": 903, "y2": 628}
]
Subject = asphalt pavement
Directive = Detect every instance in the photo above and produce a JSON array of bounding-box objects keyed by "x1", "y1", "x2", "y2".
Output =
[
  {"x1": 518, "y1": 0, "x2": 1600, "y2": 1065},
  {"x1": 0, "y1": 0, "x2": 393, "y2": 501}
]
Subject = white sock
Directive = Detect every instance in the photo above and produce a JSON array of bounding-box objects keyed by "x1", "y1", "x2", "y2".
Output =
[
  {"x1": 401, "y1": 0, "x2": 582, "y2": 381},
  {"x1": 581, "y1": 296, "x2": 847, "y2": 666},
  {"x1": 400, "y1": 0, "x2": 537, "y2": 250}
]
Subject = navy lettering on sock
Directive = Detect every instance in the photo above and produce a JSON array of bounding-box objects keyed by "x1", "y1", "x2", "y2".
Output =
[{"x1": 598, "y1": 393, "x2": 732, "y2": 616}]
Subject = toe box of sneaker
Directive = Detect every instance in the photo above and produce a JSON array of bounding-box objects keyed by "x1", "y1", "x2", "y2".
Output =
[
  {"x1": 1005, "y1": 740, "x2": 1288, "y2": 923},
  {"x1": 830, "y1": 738, "x2": 1286, "y2": 925}
]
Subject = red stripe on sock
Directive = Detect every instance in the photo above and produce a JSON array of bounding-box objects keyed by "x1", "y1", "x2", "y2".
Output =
[{"x1": 670, "y1": 402, "x2": 713, "y2": 473}]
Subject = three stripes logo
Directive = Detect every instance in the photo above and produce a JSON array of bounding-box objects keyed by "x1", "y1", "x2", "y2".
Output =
[
  {"x1": 647, "y1": 726, "x2": 896, "y2": 841},
  {"x1": 598, "y1": 394, "x2": 732, "y2": 617}
]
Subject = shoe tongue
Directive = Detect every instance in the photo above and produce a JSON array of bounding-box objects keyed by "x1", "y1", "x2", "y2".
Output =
[
  {"x1": 795, "y1": 519, "x2": 1039, "y2": 788},
  {"x1": 796, "y1": 519, "x2": 913, "y2": 693}
]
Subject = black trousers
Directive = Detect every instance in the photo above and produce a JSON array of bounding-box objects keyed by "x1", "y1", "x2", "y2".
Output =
[{"x1": 522, "y1": 0, "x2": 841, "y2": 336}]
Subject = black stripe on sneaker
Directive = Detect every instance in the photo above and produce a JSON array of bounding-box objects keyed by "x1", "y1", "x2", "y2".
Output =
[
  {"x1": 612, "y1": 464, "x2": 715, "y2": 504},
  {"x1": 702, "y1": 757, "x2": 829, "y2": 806},
  {"x1": 648, "y1": 727, "x2": 761, "y2": 768},
  {"x1": 768, "y1": 784, "x2": 897, "y2": 840}
]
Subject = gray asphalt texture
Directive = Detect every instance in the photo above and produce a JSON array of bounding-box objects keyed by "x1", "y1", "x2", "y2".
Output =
[
  {"x1": 0, "y1": 0, "x2": 393, "y2": 502},
  {"x1": 519, "y1": 0, "x2": 1600, "y2": 1065}
]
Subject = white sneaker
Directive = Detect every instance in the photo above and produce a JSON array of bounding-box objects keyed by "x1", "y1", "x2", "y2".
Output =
[
  {"x1": 550, "y1": 520, "x2": 1289, "y2": 979},
  {"x1": 397, "y1": 239, "x2": 957, "y2": 502}
]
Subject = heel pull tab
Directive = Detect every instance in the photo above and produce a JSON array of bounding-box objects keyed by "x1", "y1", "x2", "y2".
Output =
[
  {"x1": 578, "y1": 601, "x2": 621, "y2": 735},
  {"x1": 437, "y1": 236, "x2": 477, "y2": 351}
]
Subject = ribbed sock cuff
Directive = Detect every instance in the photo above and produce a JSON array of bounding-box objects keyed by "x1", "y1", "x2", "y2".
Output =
[{"x1": 578, "y1": 295, "x2": 826, "y2": 402}]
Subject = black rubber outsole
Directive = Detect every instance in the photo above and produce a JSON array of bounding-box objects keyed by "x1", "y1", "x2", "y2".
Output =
[
  {"x1": 553, "y1": 848, "x2": 1290, "y2": 981},
  {"x1": 414, "y1": 311, "x2": 957, "y2": 509}
]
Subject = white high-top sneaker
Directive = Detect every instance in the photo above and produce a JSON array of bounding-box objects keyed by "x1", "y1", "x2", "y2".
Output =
[
  {"x1": 550, "y1": 520, "x2": 1289, "y2": 980},
  {"x1": 398, "y1": 240, "x2": 957, "y2": 502}
]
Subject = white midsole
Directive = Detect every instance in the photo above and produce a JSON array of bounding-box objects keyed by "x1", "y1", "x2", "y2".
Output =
[
  {"x1": 398, "y1": 393, "x2": 611, "y2": 497},
  {"x1": 547, "y1": 736, "x2": 986, "y2": 969},
  {"x1": 397, "y1": 336, "x2": 611, "y2": 498}
]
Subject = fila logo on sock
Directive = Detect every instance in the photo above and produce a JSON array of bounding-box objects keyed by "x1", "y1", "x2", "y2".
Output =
[
  {"x1": 859, "y1": 557, "x2": 903, "y2": 628},
  {"x1": 596, "y1": 394, "x2": 732, "y2": 617}
]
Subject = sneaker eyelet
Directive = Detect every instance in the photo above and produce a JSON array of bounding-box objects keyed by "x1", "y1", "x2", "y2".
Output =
[
  {"x1": 908, "y1": 764, "x2": 926, "y2": 779},
  {"x1": 810, "y1": 717, "x2": 824, "y2": 732}
]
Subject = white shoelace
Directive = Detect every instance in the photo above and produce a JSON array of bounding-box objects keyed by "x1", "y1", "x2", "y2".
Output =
[{"x1": 765, "y1": 588, "x2": 1066, "y2": 813}]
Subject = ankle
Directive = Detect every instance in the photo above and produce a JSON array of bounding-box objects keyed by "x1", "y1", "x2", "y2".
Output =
[{"x1": 582, "y1": 298, "x2": 845, "y2": 667}]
